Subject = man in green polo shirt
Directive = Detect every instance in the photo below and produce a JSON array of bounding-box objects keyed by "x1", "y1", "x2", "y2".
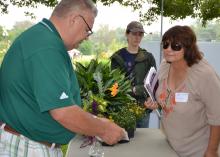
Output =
[{"x1": 0, "y1": 0, "x2": 124, "y2": 156}]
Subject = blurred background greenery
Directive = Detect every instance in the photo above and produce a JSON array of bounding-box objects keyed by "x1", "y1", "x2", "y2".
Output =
[{"x1": 1, "y1": 20, "x2": 220, "y2": 64}]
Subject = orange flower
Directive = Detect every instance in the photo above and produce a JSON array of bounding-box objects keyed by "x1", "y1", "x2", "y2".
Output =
[
  {"x1": 159, "y1": 92, "x2": 166, "y2": 101},
  {"x1": 171, "y1": 95, "x2": 176, "y2": 105},
  {"x1": 109, "y1": 82, "x2": 118, "y2": 97}
]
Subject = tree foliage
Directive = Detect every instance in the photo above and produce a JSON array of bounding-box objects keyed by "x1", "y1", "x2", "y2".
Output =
[
  {"x1": 78, "y1": 25, "x2": 126, "y2": 56},
  {"x1": 94, "y1": 0, "x2": 220, "y2": 25},
  {"x1": 78, "y1": 40, "x2": 94, "y2": 55},
  {"x1": 7, "y1": 21, "x2": 34, "y2": 42},
  {"x1": 191, "y1": 20, "x2": 220, "y2": 41},
  {"x1": 0, "y1": 0, "x2": 219, "y2": 25},
  {"x1": 0, "y1": 0, "x2": 57, "y2": 14},
  {"x1": 0, "y1": 21, "x2": 33, "y2": 57}
]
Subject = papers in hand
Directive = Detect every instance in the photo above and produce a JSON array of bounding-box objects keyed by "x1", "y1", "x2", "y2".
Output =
[
  {"x1": 121, "y1": 129, "x2": 129, "y2": 141},
  {"x1": 144, "y1": 67, "x2": 161, "y2": 118},
  {"x1": 144, "y1": 67, "x2": 158, "y2": 102},
  {"x1": 96, "y1": 129, "x2": 129, "y2": 143}
]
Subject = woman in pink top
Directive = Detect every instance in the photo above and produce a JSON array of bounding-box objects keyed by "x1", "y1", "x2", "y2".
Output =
[{"x1": 145, "y1": 25, "x2": 220, "y2": 157}]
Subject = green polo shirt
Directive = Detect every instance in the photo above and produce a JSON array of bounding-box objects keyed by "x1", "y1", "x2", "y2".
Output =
[{"x1": 0, "y1": 18, "x2": 81, "y2": 144}]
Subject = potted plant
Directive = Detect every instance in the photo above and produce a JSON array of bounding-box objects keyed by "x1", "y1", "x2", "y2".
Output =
[{"x1": 74, "y1": 59, "x2": 145, "y2": 139}]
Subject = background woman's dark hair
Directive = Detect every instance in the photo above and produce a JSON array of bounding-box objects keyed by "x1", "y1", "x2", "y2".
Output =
[{"x1": 162, "y1": 25, "x2": 202, "y2": 67}]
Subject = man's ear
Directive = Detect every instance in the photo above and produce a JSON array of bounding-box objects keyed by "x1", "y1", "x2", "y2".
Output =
[{"x1": 69, "y1": 12, "x2": 78, "y2": 26}]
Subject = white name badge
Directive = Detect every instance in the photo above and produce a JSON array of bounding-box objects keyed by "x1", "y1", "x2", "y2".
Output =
[{"x1": 175, "y1": 93, "x2": 189, "y2": 103}]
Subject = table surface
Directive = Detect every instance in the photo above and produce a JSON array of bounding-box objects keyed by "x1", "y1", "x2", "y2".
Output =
[{"x1": 66, "y1": 128, "x2": 178, "y2": 157}]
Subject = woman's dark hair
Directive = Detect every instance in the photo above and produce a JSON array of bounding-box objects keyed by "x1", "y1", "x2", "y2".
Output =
[{"x1": 162, "y1": 25, "x2": 202, "y2": 67}]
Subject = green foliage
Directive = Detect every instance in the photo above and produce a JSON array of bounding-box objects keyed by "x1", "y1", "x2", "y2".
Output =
[
  {"x1": 74, "y1": 59, "x2": 145, "y2": 130},
  {"x1": 95, "y1": 0, "x2": 220, "y2": 26},
  {"x1": 7, "y1": 21, "x2": 34, "y2": 42},
  {"x1": 0, "y1": 0, "x2": 219, "y2": 25},
  {"x1": 0, "y1": 21, "x2": 34, "y2": 64},
  {"x1": 0, "y1": 26, "x2": 10, "y2": 63},
  {"x1": 77, "y1": 25, "x2": 126, "y2": 57},
  {"x1": 0, "y1": 51, "x2": 5, "y2": 64},
  {"x1": 0, "y1": 0, "x2": 57, "y2": 15},
  {"x1": 90, "y1": 25, "x2": 126, "y2": 56},
  {"x1": 61, "y1": 144, "x2": 68, "y2": 156},
  {"x1": 78, "y1": 40, "x2": 94, "y2": 55},
  {"x1": 191, "y1": 20, "x2": 220, "y2": 41},
  {"x1": 0, "y1": 26, "x2": 5, "y2": 40},
  {"x1": 110, "y1": 107, "x2": 136, "y2": 130},
  {"x1": 108, "y1": 38, "x2": 126, "y2": 53},
  {"x1": 200, "y1": 0, "x2": 220, "y2": 25}
]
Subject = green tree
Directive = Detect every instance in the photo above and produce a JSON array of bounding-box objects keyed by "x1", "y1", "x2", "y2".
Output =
[
  {"x1": 0, "y1": 0, "x2": 219, "y2": 25},
  {"x1": 90, "y1": 25, "x2": 126, "y2": 54},
  {"x1": 0, "y1": 21, "x2": 34, "y2": 63},
  {"x1": 214, "y1": 21, "x2": 220, "y2": 41},
  {"x1": 0, "y1": 26, "x2": 4, "y2": 41},
  {"x1": 91, "y1": 25, "x2": 117, "y2": 49},
  {"x1": 108, "y1": 38, "x2": 126, "y2": 54},
  {"x1": 0, "y1": 25, "x2": 10, "y2": 56},
  {"x1": 7, "y1": 21, "x2": 34, "y2": 42},
  {"x1": 78, "y1": 40, "x2": 94, "y2": 55},
  {"x1": 191, "y1": 20, "x2": 220, "y2": 41},
  {"x1": 77, "y1": 25, "x2": 126, "y2": 57}
]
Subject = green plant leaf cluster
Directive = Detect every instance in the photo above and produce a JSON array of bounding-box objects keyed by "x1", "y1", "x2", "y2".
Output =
[
  {"x1": 110, "y1": 107, "x2": 136, "y2": 130},
  {"x1": 74, "y1": 59, "x2": 145, "y2": 130}
]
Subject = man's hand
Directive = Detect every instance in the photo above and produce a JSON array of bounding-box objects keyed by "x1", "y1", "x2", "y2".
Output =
[
  {"x1": 50, "y1": 106, "x2": 125, "y2": 145},
  {"x1": 98, "y1": 118, "x2": 125, "y2": 145}
]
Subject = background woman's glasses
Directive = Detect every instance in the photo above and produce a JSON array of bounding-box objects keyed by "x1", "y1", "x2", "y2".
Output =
[{"x1": 162, "y1": 42, "x2": 182, "y2": 51}]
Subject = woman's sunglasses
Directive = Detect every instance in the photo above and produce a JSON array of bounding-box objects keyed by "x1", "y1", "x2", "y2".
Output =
[{"x1": 162, "y1": 41, "x2": 183, "y2": 51}]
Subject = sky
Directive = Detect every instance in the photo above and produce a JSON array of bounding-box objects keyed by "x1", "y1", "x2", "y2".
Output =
[{"x1": 0, "y1": 2, "x2": 195, "y2": 33}]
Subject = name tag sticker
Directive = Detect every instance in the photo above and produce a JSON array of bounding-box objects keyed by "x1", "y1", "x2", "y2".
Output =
[{"x1": 175, "y1": 93, "x2": 189, "y2": 103}]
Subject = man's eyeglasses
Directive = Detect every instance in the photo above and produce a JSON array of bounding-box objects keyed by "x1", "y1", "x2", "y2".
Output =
[
  {"x1": 162, "y1": 41, "x2": 183, "y2": 51},
  {"x1": 78, "y1": 15, "x2": 93, "y2": 36}
]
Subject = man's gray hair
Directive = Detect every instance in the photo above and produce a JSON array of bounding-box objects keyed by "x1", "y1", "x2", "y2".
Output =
[{"x1": 52, "y1": 0, "x2": 97, "y2": 17}]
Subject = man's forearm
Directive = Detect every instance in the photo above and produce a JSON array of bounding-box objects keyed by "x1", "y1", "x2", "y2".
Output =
[
  {"x1": 50, "y1": 105, "x2": 106, "y2": 137},
  {"x1": 50, "y1": 105, "x2": 124, "y2": 145}
]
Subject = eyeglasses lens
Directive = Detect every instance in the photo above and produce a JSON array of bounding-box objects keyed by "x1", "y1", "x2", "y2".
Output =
[{"x1": 163, "y1": 42, "x2": 182, "y2": 51}]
